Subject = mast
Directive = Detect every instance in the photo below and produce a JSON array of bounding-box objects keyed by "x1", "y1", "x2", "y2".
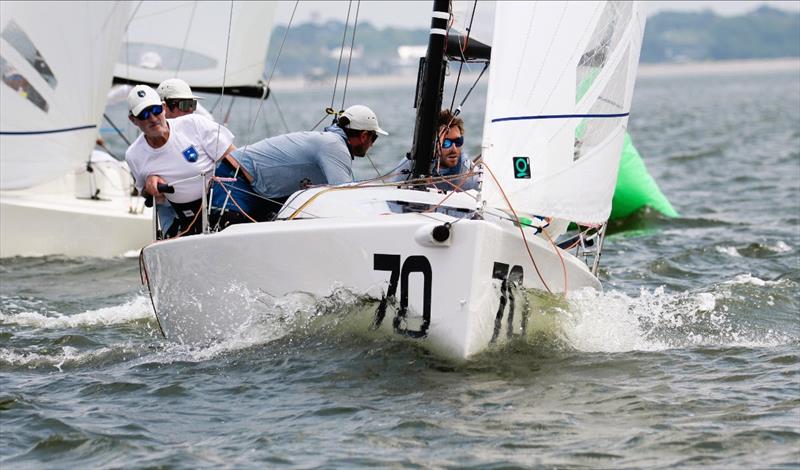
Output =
[{"x1": 410, "y1": 0, "x2": 450, "y2": 180}]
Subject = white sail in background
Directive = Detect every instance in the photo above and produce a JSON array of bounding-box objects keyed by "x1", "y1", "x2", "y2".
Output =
[
  {"x1": 116, "y1": 1, "x2": 276, "y2": 89},
  {"x1": 0, "y1": 1, "x2": 128, "y2": 190},
  {"x1": 480, "y1": 1, "x2": 646, "y2": 224}
]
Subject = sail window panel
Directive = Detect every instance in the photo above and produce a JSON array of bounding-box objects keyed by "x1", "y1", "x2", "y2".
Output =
[
  {"x1": 1, "y1": 20, "x2": 56, "y2": 89},
  {"x1": 576, "y1": 1, "x2": 632, "y2": 103},
  {"x1": 574, "y1": 49, "x2": 630, "y2": 161},
  {"x1": 0, "y1": 56, "x2": 49, "y2": 112},
  {"x1": 118, "y1": 43, "x2": 217, "y2": 72}
]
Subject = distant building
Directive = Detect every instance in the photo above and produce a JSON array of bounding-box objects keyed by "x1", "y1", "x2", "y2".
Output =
[
  {"x1": 397, "y1": 45, "x2": 427, "y2": 66},
  {"x1": 327, "y1": 46, "x2": 363, "y2": 60}
]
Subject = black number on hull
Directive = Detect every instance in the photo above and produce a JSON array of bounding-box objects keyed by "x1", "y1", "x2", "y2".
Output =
[
  {"x1": 373, "y1": 254, "x2": 432, "y2": 338},
  {"x1": 490, "y1": 262, "x2": 525, "y2": 343}
]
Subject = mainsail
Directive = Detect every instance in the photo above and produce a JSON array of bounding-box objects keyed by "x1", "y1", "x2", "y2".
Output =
[
  {"x1": 114, "y1": 1, "x2": 276, "y2": 97},
  {"x1": 480, "y1": 1, "x2": 646, "y2": 224},
  {"x1": 0, "y1": 1, "x2": 128, "y2": 190}
]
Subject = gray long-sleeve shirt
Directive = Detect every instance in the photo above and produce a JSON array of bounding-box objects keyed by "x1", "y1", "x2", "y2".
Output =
[{"x1": 234, "y1": 124, "x2": 353, "y2": 199}]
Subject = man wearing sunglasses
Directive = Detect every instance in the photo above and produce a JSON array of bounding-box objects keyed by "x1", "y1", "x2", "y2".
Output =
[
  {"x1": 209, "y1": 104, "x2": 387, "y2": 227},
  {"x1": 157, "y1": 78, "x2": 214, "y2": 121},
  {"x1": 388, "y1": 109, "x2": 479, "y2": 191},
  {"x1": 124, "y1": 85, "x2": 235, "y2": 236}
]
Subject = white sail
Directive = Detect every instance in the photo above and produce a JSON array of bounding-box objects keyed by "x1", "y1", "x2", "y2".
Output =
[
  {"x1": 480, "y1": 1, "x2": 646, "y2": 224},
  {"x1": 115, "y1": 1, "x2": 276, "y2": 89},
  {"x1": 0, "y1": 1, "x2": 128, "y2": 190}
]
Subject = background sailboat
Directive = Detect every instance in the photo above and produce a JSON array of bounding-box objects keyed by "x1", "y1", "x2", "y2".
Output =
[
  {"x1": 0, "y1": 1, "x2": 149, "y2": 258},
  {"x1": 0, "y1": 1, "x2": 277, "y2": 258},
  {"x1": 113, "y1": 1, "x2": 277, "y2": 99}
]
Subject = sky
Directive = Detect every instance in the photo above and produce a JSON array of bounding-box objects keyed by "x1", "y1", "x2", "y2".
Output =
[{"x1": 273, "y1": 1, "x2": 800, "y2": 28}]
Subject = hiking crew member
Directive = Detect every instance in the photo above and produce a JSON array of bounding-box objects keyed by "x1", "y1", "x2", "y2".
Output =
[
  {"x1": 125, "y1": 85, "x2": 235, "y2": 236},
  {"x1": 157, "y1": 78, "x2": 215, "y2": 121},
  {"x1": 389, "y1": 109, "x2": 478, "y2": 191},
  {"x1": 210, "y1": 104, "x2": 388, "y2": 227}
]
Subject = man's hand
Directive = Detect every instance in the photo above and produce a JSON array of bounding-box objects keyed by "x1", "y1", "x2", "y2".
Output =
[{"x1": 145, "y1": 175, "x2": 168, "y2": 200}]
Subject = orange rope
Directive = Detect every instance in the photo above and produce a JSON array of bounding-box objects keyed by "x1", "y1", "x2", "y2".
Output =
[{"x1": 480, "y1": 160, "x2": 554, "y2": 294}]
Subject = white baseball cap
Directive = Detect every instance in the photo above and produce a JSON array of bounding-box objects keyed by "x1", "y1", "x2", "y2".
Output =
[
  {"x1": 340, "y1": 105, "x2": 388, "y2": 135},
  {"x1": 127, "y1": 85, "x2": 162, "y2": 116},
  {"x1": 157, "y1": 78, "x2": 203, "y2": 100}
]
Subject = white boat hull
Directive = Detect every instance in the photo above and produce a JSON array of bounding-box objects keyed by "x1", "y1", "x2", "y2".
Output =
[
  {"x1": 0, "y1": 160, "x2": 152, "y2": 258},
  {"x1": 142, "y1": 195, "x2": 600, "y2": 359}
]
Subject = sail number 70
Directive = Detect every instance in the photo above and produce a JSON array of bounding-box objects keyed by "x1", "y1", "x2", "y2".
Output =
[{"x1": 372, "y1": 254, "x2": 432, "y2": 338}]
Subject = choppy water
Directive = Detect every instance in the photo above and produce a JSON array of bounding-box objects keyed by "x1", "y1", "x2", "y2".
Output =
[{"x1": 2, "y1": 68, "x2": 799, "y2": 468}]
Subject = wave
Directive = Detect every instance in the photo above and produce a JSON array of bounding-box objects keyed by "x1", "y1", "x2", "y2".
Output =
[
  {"x1": 557, "y1": 278, "x2": 796, "y2": 353},
  {"x1": 0, "y1": 296, "x2": 153, "y2": 329}
]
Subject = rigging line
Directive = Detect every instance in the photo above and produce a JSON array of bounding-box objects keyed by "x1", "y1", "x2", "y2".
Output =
[
  {"x1": 481, "y1": 160, "x2": 553, "y2": 294},
  {"x1": 310, "y1": 113, "x2": 330, "y2": 132},
  {"x1": 174, "y1": 1, "x2": 199, "y2": 76},
  {"x1": 449, "y1": 0, "x2": 478, "y2": 112},
  {"x1": 340, "y1": 0, "x2": 361, "y2": 110},
  {"x1": 455, "y1": 62, "x2": 488, "y2": 115},
  {"x1": 211, "y1": 0, "x2": 235, "y2": 183},
  {"x1": 365, "y1": 153, "x2": 382, "y2": 177},
  {"x1": 122, "y1": 1, "x2": 144, "y2": 86},
  {"x1": 223, "y1": 96, "x2": 236, "y2": 125},
  {"x1": 249, "y1": 0, "x2": 298, "y2": 135},
  {"x1": 124, "y1": 1, "x2": 144, "y2": 31},
  {"x1": 269, "y1": 92, "x2": 291, "y2": 134},
  {"x1": 103, "y1": 113, "x2": 131, "y2": 146},
  {"x1": 330, "y1": 1, "x2": 354, "y2": 111}
]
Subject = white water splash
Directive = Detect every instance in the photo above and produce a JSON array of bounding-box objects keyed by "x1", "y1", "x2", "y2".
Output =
[
  {"x1": 715, "y1": 245, "x2": 742, "y2": 257},
  {"x1": 771, "y1": 241, "x2": 792, "y2": 253},
  {"x1": 0, "y1": 296, "x2": 154, "y2": 329},
  {"x1": 557, "y1": 280, "x2": 793, "y2": 353},
  {"x1": 724, "y1": 273, "x2": 786, "y2": 287},
  {"x1": 0, "y1": 346, "x2": 112, "y2": 370},
  {"x1": 133, "y1": 286, "x2": 367, "y2": 365}
]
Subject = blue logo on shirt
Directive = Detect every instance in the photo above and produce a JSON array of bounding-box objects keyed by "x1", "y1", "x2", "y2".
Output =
[{"x1": 182, "y1": 145, "x2": 199, "y2": 162}]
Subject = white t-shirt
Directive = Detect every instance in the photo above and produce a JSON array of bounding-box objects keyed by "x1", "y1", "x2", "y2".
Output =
[{"x1": 125, "y1": 114, "x2": 234, "y2": 203}]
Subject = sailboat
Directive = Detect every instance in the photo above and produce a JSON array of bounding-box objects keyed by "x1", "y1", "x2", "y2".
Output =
[
  {"x1": 113, "y1": 1, "x2": 276, "y2": 100},
  {"x1": 0, "y1": 1, "x2": 277, "y2": 258},
  {"x1": 0, "y1": 1, "x2": 148, "y2": 258},
  {"x1": 140, "y1": 0, "x2": 647, "y2": 360}
]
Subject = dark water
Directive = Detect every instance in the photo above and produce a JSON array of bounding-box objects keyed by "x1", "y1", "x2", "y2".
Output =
[{"x1": 2, "y1": 68, "x2": 799, "y2": 468}]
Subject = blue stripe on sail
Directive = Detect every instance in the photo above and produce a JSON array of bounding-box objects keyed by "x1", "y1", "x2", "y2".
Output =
[
  {"x1": 0, "y1": 124, "x2": 97, "y2": 135},
  {"x1": 491, "y1": 112, "x2": 630, "y2": 123}
]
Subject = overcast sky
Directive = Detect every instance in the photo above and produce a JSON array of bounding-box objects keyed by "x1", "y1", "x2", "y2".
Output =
[{"x1": 274, "y1": 1, "x2": 800, "y2": 28}]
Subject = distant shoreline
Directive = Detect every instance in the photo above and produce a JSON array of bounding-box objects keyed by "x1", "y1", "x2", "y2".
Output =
[
  {"x1": 637, "y1": 57, "x2": 799, "y2": 78},
  {"x1": 268, "y1": 58, "x2": 799, "y2": 92}
]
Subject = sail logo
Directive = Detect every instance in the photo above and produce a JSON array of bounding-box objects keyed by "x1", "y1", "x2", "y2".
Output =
[
  {"x1": 513, "y1": 157, "x2": 530, "y2": 178},
  {"x1": 182, "y1": 145, "x2": 199, "y2": 162}
]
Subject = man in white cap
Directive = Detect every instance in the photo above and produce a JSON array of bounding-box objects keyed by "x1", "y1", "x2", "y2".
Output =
[
  {"x1": 156, "y1": 78, "x2": 214, "y2": 121},
  {"x1": 124, "y1": 84, "x2": 236, "y2": 235},
  {"x1": 209, "y1": 104, "x2": 387, "y2": 227}
]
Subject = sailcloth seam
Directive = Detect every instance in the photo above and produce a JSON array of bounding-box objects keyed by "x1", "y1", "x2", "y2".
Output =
[
  {"x1": 491, "y1": 112, "x2": 629, "y2": 123},
  {"x1": 0, "y1": 124, "x2": 97, "y2": 135}
]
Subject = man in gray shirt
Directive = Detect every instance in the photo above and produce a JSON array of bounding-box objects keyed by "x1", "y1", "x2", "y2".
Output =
[{"x1": 210, "y1": 104, "x2": 387, "y2": 226}]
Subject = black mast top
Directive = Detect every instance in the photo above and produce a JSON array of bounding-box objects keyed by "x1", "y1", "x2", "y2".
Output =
[{"x1": 410, "y1": 0, "x2": 450, "y2": 180}]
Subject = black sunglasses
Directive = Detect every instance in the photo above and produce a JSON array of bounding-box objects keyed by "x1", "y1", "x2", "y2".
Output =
[
  {"x1": 442, "y1": 136, "x2": 464, "y2": 149},
  {"x1": 133, "y1": 104, "x2": 163, "y2": 120},
  {"x1": 366, "y1": 131, "x2": 378, "y2": 143},
  {"x1": 166, "y1": 99, "x2": 197, "y2": 112}
]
